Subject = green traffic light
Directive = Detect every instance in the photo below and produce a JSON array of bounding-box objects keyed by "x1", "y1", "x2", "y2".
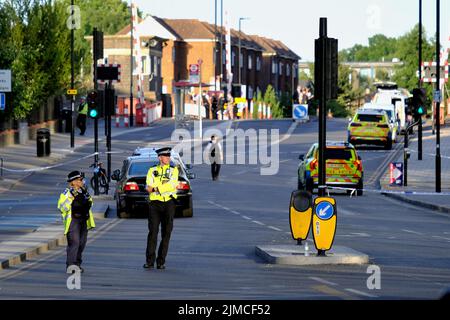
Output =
[
  {"x1": 417, "y1": 106, "x2": 424, "y2": 115},
  {"x1": 89, "y1": 109, "x2": 98, "y2": 118}
]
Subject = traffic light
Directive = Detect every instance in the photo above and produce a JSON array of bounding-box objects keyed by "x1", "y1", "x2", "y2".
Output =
[
  {"x1": 412, "y1": 88, "x2": 427, "y2": 121},
  {"x1": 87, "y1": 90, "x2": 99, "y2": 119},
  {"x1": 404, "y1": 97, "x2": 414, "y2": 116}
]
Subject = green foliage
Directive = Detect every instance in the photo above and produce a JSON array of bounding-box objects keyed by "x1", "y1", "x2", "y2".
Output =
[{"x1": 263, "y1": 85, "x2": 282, "y2": 118}]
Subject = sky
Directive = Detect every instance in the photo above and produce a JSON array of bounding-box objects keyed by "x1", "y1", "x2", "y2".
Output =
[{"x1": 131, "y1": 0, "x2": 450, "y2": 62}]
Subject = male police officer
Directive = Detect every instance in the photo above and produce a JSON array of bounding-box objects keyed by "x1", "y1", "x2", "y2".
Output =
[
  {"x1": 143, "y1": 147, "x2": 179, "y2": 270},
  {"x1": 57, "y1": 171, "x2": 96, "y2": 273}
]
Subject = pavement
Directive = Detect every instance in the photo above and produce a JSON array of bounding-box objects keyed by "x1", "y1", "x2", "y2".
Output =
[
  {"x1": 0, "y1": 118, "x2": 235, "y2": 271},
  {"x1": 380, "y1": 121, "x2": 450, "y2": 213}
]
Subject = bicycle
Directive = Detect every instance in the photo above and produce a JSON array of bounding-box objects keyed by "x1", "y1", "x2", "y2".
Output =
[{"x1": 89, "y1": 162, "x2": 108, "y2": 194}]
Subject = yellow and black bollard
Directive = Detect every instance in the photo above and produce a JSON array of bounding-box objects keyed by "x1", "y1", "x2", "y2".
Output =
[
  {"x1": 312, "y1": 197, "x2": 337, "y2": 256},
  {"x1": 289, "y1": 191, "x2": 313, "y2": 245}
]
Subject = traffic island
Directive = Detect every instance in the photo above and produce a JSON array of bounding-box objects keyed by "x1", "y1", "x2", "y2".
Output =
[{"x1": 255, "y1": 244, "x2": 369, "y2": 266}]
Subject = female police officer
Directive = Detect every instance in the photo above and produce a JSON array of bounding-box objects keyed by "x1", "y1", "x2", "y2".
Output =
[{"x1": 57, "y1": 171, "x2": 96, "y2": 273}]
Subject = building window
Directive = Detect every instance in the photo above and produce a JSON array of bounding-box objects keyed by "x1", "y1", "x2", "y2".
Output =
[
  {"x1": 287, "y1": 64, "x2": 290, "y2": 77},
  {"x1": 279, "y1": 62, "x2": 283, "y2": 75},
  {"x1": 223, "y1": 49, "x2": 226, "y2": 65},
  {"x1": 272, "y1": 60, "x2": 277, "y2": 74},
  {"x1": 294, "y1": 64, "x2": 298, "y2": 78},
  {"x1": 248, "y1": 55, "x2": 252, "y2": 70},
  {"x1": 240, "y1": 52, "x2": 243, "y2": 69},
  {"x1": 232, "y1": 51, "x2": 235, "y2": 67},
  {"x1": 256, "y1": 56, "x2": 261, "y2": 71},
  {"x1": 172, "y1": 47, "x2": 176, "y2": 63}
]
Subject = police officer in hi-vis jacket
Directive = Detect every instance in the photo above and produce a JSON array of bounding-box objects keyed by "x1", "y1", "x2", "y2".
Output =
[
  {"x1": 143, "y1": 147, "x2": 179, "y2": 270},
  {"x1": 57, "y1": 171, "x2": 96, "y2": 273}
]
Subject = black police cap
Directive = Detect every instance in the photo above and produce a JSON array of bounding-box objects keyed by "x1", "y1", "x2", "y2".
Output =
[
  {"x1": 67, "y1": 170, "x2": 84, "y2": 182},
  {"x1": 156, "y1": 147, "x2": 172, "y2": 156}
]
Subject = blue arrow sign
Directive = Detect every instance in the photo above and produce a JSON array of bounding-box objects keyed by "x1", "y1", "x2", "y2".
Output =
[
  {"x1": 315, "y1": 201, "x2": 334, "y2": 220},
  {"x1": 0, "y1": 93, "x2": 5, "y2": 111},
  {"x1": 293, "y1": 104, "x2": 308, "y2": 120}
]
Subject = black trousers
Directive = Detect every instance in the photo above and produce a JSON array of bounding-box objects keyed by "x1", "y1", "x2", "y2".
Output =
[
  {"x1": 66, "y1": 218, "x2": 88, "y2": 267},
  {"x1": 211, "y1": 163, "x2": 221, "y2": 180},
  {"x1": 146, "y1": 200, "x2": 175, "y2": 266},
  {"x1": 76, "y1": 114, "x2": 87, "y2": 135}
]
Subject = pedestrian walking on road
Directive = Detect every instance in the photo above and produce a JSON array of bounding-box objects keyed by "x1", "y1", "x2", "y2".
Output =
[
  {"x1": 206, "y1": 135, "x2": 223, "y2": 181},
  {"x1": 76, "y1": 97, "x2": 88, "y2": 135},
  {"x1": 144, "y1": 147, "x2": 179, "y2": 270},
  {"x1": 57, "y1": 171, "x2": 96, "y2": 273}
]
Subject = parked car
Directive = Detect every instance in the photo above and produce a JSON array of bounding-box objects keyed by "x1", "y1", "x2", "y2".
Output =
[
  {"x1": 297, "y1": 141, "x2": 364, "y2": 196},
  {"x1": 132, "y1": 147, "x2": 192, "y2": 173},
  {"x1": 348, "y1": 109, "x2": 394, "y2": 150},
  {"x1": 111, "y1": 153, "x2": 195, "y2": 218}
]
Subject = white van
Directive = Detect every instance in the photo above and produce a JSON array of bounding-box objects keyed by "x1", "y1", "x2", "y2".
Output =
[{"x1": 372, "y1": 88, "x2": 412, "y2": 134}]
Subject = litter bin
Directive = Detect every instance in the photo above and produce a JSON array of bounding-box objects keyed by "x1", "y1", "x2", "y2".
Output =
[{"x1": 36, "y1": 128, "x2": 51, "y2": 157}]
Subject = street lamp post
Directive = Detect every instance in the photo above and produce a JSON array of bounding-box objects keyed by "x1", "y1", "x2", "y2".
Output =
[{"x1": 238, "y1": 17, "x2": 250, "y2": 86}]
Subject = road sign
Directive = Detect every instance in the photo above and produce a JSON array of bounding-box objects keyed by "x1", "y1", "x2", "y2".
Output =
[
  {"x1": 189, "y1": 64, "x2": 200, "y2": 84},
  {"x1": 289, "y1": 190, "x2": 313, "y2": 242},
  {"x1": 390, "y1": 162, "x2": 403, "y2": 186},
  {"x1": 67, "y1": 89, "x2": 78, "y2": 95},
  {"x1": 0, "y1": 93, "x2": 5, "y2": 111},
  {"x1": 421, "y1": 62, "x2": 449, "y2": 83},
  {"x1": 0, "y1": 70, "x2": 12, "y2": 92},
  {"x1": 293, "y1": 104, "x2": 309, "y2": 121},
  {"x1": 312, "y1": 197, "x2": 337, "y2": 252}
]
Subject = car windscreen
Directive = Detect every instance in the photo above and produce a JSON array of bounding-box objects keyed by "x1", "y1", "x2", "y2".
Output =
[
  {"x1": 325, "y1": 148, "x2": 354, "y2": 161},
  {"x1": 128, "y1": 161, "x2": 159, "y2": 176},
  {"x1": 128, "y1": 161, "x2": 184, "y2": 177},
  {"x1": 357, "y1": 114, "x2": 384, "y2": 123}
]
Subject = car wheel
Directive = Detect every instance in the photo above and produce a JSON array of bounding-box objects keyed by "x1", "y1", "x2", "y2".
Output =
[
  {"x1": 297, "y1": 178, "x2": 304, "y2": 190},
  {"x1": 385, "y1": 138, "x2": 392, "y2": 150},
  {"x1": 306, "y1": 178, "x2": 314, "y2": 194},
  {"x1": 117, "y1": 201, "x2": 130, "y2": 219},
  {"x1": 357, "y1": 178, "x2": 363, "y2": 196},
  {"x1": 182, "y1": 197, "x2": 193, "y2": 218}
]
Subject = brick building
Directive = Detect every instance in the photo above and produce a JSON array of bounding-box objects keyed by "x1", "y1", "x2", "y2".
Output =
[{"x1": 88, "y1": 15, "x2": 301, "y2": 115}]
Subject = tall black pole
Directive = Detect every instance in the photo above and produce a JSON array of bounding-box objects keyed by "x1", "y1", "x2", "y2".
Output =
[
  {"x1": 238, "y1": 18, "x2": 242, "y2": 85},
  {"x1": 106, "y1": 82, "x2": 112, "y2": 194},
  {"x1": 93, "y1": 28, "x2": 99, "y2": 196},
  {"x1": 70, "y1": 0, "x2": 75, "y2": 148},
  {"x1": 418, "y1": 0, "x2": 423, "y2": 161},
  {"x1": 214, "y1": 0, "x2": 217, "y2": 93},
  {"x1": 435, "y1": 0, "x2": 441, "y2": 193},
  {"x1": 220, "y1": 0, "x2": 223, "y2": 96},
  {"x1": 318, "y1": 18, "x2": 327, "y2": 198},
  {"x1": 130, "y1": 5, "x2": 134, "y2": 127}
]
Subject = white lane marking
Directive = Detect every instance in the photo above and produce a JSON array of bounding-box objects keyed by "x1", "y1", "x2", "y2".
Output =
[
  {"x1": 309, "y1": 277, "x2": 338, "y2": 286},
  {"x1": 253, "y1": 221, "x2": 265, "y2": 226},
  {"x1": 338, "y1": 207, "x2": 359, "y2": 216},
  {"x1": 222, "y1": 206, "x2": 230, "y2": 211},
  {"x1": 432, "y1": 236, "x2": 450, "y2": 241},
  {"x1": 350, "y1": 233, "x2": 371, "y2": 237},
  {"x1": 268, "y1": 226, "x2": 282, "y2": 232},
  {"x1": 345, "y1": 288, "x2": 378, "y2": 298},
  {"x1": 242, "y1": 215, "x2": 252, "y2": 220},
  {"x1": 231, "y1": 210, "x2": 241, "y2": 215},
  {"x1": 402, "y1": 229, "x2": 424, "y2": 236}
]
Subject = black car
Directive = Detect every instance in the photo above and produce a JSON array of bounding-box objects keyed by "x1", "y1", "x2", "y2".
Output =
[{"x1": 111, "y1": 155, "x2": 195, "y2": 218}]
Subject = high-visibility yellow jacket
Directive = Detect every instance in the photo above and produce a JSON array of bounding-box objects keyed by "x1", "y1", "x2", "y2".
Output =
[
  {"x1": 57, "y1": 187, "x2": 96, "y2": 235},
  {"x1": 146, "y1": 164, "x2": 179, "y2": 202},
  {"x1": 78, "y1": 102, "x2": 88, "y2": 115}
]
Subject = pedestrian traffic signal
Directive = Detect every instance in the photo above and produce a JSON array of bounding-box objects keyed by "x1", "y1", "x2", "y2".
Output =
[
  {"x1": 87, "y1": 90, "x2": 99, "y2": 119},
  {"x1": 412, "y1": 88, "x2": 427, "y2": 121}
]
